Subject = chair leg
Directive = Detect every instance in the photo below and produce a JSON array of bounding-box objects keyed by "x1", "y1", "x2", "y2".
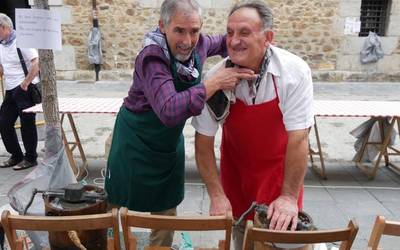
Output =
[{"x1": 367, "y1": 216, "x2": 385, "y2": 250}]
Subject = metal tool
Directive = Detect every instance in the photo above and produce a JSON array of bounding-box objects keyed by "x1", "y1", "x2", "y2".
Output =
[
  {"x1": 24, "y1": 183, "x2": 107, "y2": 215},
  {"x1": 234, "y1": 201, "x2": 314, "y2": 231}
]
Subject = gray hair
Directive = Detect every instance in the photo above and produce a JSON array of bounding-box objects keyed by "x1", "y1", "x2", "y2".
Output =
[
  {"x1": 0, "y1": 13, "x2": 13, "y2": 29},
  {"x1": 160, "y1": 0, "x2": 202, "y2": 26},
  {"x1": 229, "y1": 0, "x2": 273, "y2": 30}
]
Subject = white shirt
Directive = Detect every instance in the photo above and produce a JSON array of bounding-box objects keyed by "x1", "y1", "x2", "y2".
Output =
[
  {"x1": 0, "y1": 39, "x2": 40, "y2": 90},
  {"x1": 192, "y1": 45, "x2": 314, "y2": 136}
]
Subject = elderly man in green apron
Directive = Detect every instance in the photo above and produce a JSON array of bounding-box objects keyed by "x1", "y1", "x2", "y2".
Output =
[{"x1": 105, "y1": 0, "x2": 256, "y2": 246}]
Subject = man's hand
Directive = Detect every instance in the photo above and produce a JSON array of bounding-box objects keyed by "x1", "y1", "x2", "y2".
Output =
[
  {"x1": 204, "y1": 67, "x2": 256, "y2": 99},
  {"x1": 209, "y1": 194, "x2": 232, "y2": 216},
  {"x1": 20, "y1": 81, "x2": 30, "y2": 91},
  {"x1": 267, "y1": 195, "x2": 298, "y2": 231}
]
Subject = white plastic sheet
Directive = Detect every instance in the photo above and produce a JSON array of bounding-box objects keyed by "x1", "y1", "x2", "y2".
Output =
[
  {"x1": 351, "y1": 118, "x2": 397, "y2": 162},
  {"x1": 7, "y1": 125, "x2": 77, "y2": 249}
]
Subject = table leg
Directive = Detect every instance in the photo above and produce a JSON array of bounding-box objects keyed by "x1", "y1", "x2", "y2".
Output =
[
  {"x1": 356, "y1": 117, "x2": 396, "y2": 179},
  {"x1": 354, "y1": 118, "x2": 375, "y2": 163},
  {"x1": 386, "y1": 117, "x2": 400, "y2": 175},
  {"x1": 60, "y1": 114, "x2": 78, "y2": 176},
  {"x1": 60, "y1": 113, "x2": 88, "y2": 181},
  {"x1": 378, "y1": 119, "x2": 389, "y2": 166}
]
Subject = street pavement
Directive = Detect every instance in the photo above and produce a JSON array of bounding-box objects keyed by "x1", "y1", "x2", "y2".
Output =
[{"x1": 1, "y1": 81, "x2": 400, "y2": 249}]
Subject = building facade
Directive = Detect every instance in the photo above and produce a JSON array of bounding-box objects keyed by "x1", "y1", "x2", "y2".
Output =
[{"x1": 35, "y1": 0, "x2": 400, "y2": 81}]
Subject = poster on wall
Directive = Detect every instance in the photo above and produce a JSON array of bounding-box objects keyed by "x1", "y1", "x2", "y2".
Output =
[
  {"x1": 344, "y1": 17, "x2": 361, "y2": 35},
  {"x1": 15, "y1": 8, "x2": 62, "y2": 50}
]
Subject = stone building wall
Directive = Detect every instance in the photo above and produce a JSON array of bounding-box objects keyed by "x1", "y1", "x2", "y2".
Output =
[{"x1": 37, "y1": 0, "x2": 400, "y2": 81}]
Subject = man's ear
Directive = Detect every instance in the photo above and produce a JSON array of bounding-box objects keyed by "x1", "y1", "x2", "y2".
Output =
[
  {"x1": 265, "y1": 30, "x2": 274, "y2": 47},
  {"x1": 159, "y1": 19, "x2": 166, "y2": 33}
]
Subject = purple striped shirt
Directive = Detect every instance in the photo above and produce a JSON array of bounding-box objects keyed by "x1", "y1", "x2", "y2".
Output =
[{"x1": 123, "y1": 33, "x2": 227, "y2": 127}]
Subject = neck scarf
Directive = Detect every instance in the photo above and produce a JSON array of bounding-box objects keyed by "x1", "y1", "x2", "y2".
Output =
[
  {"x1": 142, "y1": 28, "x2": 199, "y2": 80},
  {"x1": 246, "y1": 48, "x2": 273, "y2": 104},
  {"x1": 1, "y1": 29, "x2": 16, "y2": 47}
]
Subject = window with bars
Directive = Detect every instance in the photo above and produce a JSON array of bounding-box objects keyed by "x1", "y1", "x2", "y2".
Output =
[{"x1": 359, "y1": 0, "x2": 391, "y2": 36}]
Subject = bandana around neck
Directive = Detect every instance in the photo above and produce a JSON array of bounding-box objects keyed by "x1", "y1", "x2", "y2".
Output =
[
  {"x1": 1, "y1": 29, "x2": 16, "y2": 47},
  {"x1": 143, "y1": 28, "x2": 199, "y2": 80}
]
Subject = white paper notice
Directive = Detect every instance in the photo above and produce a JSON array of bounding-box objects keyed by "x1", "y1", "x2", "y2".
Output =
[
  {"x1": 344, "y1": 17, "x2": 361, "y2": 35},
  {"x1": 15, "y1": 8, "x2": 62, "y2": 50}
]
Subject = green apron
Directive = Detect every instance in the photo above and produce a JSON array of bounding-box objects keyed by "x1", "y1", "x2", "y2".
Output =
[{"x1": 105, "y1": 52, "x2": 202, "y2": 212}]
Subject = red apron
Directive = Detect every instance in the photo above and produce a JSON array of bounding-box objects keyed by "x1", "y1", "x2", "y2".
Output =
[{"x1": 220, "y1": 76, "x2": 303, "y2": 219}]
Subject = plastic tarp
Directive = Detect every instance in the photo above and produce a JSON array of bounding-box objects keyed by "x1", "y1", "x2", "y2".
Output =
[
  {"x1": 88, "y1": 27, "x2": 102, "y2": 65},
  {"x1": 7, "y1": 125, "x2": 77, "y2": 249},
  {"x1": 351, "y1": 118, "x2": 397, "y2": 162},
  {"x1": 360, "y1": 31, "x2": 384, "y2": 64}
]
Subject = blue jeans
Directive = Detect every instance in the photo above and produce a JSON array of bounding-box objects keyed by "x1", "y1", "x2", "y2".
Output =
[{"x1": 0, "y1": 86, "x2": 37, "y2": 162}]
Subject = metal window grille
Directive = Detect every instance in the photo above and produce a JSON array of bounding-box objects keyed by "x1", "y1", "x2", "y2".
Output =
[{"x1": 359, "y1": 0, "x2": 390, "y2": 36}]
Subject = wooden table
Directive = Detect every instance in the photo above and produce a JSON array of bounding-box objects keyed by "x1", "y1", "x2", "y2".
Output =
[
  {"x1": 24, "y1": 98, "x2": 123, "y2": 180},
  {"x1": 310, "y1": 100, "x2": 400, "y2": 179}
]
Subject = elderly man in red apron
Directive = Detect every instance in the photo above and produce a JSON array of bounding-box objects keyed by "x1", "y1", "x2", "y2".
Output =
[{"x1": 192, "y1": 1, "x2": 314, "y2": 249}]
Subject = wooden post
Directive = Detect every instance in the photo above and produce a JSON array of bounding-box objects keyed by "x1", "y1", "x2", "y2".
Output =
[{"x1": 33, "y1": 0, "x2": 60, "y2": 126}]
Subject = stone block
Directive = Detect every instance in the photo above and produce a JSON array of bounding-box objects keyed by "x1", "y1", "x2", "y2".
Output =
[
  {"x1": 53, "y1": 5, "x2": 73, "y2": 24},
  {"x1": 390, "y1": 0, "x2": 400, "y2": 15},
  {"x1": 339, "y1": 0, "x2": 362, "y2": 17},
  {"x1": 380, "y1": 37, "x2": 399, "y2": 55},
  {"x1": 199, "y1": 0, "x2": 212, "y2": 9},
  {"x1": 338, "y1": 55, "x2": 389, "y2": 73},
  {"x1": 387, "y1": 16, "x2": 400, "y2": 36},
  {"x1": 341, "y1": 36, "x2": 399, "y2": 55},
  {"x1": 137, "y1": 0, "x2": 159, "y2": 9},
  {"x1": 377, "y1": 55, "x2": 400, "y2": 72},
  {"x1": 29, "y1": 0, "x2": 63, "y2": 6},
  {"x1": 211, "y1": 0, "x2": 233, "y2": 9},
  {"x1": 54, "y1": 45, "x2": 76, "y2": 70},
  {"x1": 56, "y1": 70, "x2": 75, "y2": 80},
  {"x1": 333, "y1": 17, "x2": 344, "y2": 34},
  {"x1": 336, "y1": 55, "x2": 360, "y2": 71},
  {"x1": 341, "y1": 37, "x2": 364, "y2": 55}
]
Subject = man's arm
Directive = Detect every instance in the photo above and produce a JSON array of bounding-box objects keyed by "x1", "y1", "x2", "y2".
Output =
[
  {"x1": 267, "y1": 128, "x2": 309, "y2": 230},
  {"x1": 139, "y1": 47, "x2": 254, "y2": 128},
  {"x1": 195, "y1": 132, "x2": 232, "y2": 215},
  {"x1": 20, "y1": 57, "x2": 39, "y2": 91},
  {"x1": 205, "y1": 34, "x2": 227, "y2": 58}
]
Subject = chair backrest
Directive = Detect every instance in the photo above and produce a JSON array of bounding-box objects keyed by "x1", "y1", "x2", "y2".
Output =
[
  {"x1": 120, "y1": 207, "x2": 232, "y2": 250},
  {"x1": 243, "y1": 219, "x2": 358, "y2": 250},
  {"x1": 1, "y1": 208, "x2": 120, "y2": 250},
  {"x1": 368, "y1": 215, "x2": 400, "y2": 250}
]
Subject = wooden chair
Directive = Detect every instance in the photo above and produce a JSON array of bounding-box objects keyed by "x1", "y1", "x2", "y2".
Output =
[
  {"x1": 243, "y1": 219, "x2": 358, "y2": 250},
  {"x1": 120, "y1": 207, "x2": 232, "y2": 250},
  {"x1": 368, "y1": 215, "x2": 400, "y2": 250},
  {"x1": 1, "y1": 208, "x2": 120, "y2": 250}
]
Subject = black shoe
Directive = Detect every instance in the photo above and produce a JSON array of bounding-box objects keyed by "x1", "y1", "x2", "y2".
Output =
[
  {"x1": 0, "y1": 158, "x2": 22, "y2": 168},
  {"x1": 12, "y1": 159, "x2": 37, "y2": 171}
]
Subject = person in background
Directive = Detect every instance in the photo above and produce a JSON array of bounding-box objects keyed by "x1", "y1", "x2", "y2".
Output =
[{"x1": 0, "y1": 13, "x2": 40, "y2": 171}]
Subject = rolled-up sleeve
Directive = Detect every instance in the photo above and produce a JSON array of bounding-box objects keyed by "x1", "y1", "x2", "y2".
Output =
[{"x1": 281, "y1": 66, "x2": 314, "y2": 131}]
